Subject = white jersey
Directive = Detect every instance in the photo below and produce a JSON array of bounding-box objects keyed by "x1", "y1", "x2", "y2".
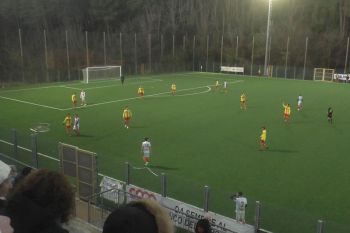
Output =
[
  {"x1": 73, "y1": 117, "x2": 80, "y2": 130},
  {"x1": 297, "y1": 95, "x2": 303, "y2": 106},
  {"x1": 235, "y1": 197, "x2": 247, "y2": 211},
  {"x1": 80, "y1": 91, "x2": 86, "y2": 100},
  {"x1": 224, "y1": 81, "x2": 227, "y2": 88},
  {"x1": 141, "y1": 141, "x2": 151, "y2": 157}
]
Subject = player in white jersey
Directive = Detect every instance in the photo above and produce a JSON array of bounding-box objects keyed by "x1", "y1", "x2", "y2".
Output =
[
  {"x1": 73, "y1": 114, "x2": 80, "y2": 136},
  {"x1": 234, "y1": 192, "x2": 247, "y2": 224},
  {"x1": 223, "y1": 81, "x2": 228, "y2": 93},
  {"x1": 141, "y1": 137, "x2": 152, "y2": 166},
  {"x1": 80, "y1": 90, "x2": 86, "y2": 106},
  {"x1": 297, "y1": 94, "x2": 303, "y2": 111}
]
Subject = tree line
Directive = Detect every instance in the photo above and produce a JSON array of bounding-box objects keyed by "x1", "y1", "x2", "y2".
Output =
[{"x1": 0, "y1": 0, "x2": 349, "y2": 82}]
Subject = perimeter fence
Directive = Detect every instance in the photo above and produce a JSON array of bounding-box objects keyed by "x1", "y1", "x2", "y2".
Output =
[
  {"x1": 2, "y1": 29, "x2": 350, "y2": 83},
  {"x1": 0, "y1": 126, "x2": 349, "y2": 233}
]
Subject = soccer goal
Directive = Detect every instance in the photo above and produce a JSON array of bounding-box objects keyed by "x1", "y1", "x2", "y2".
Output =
[
  {"x1": 313, "y1": 68, "x2": 335, "y2": 81},
  {"x1": 82, "y1": 66, "x2": 122, "y2": 83}
]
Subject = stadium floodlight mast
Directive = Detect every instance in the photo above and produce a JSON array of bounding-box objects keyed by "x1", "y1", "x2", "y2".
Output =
[{"x1": 263, "y1": 0, "x2": 272, "y2": 76}]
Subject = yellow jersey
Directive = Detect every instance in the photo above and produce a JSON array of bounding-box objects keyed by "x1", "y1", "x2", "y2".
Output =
[
  {"x1": 138, "y1": 87, "x2": 144, "y2": 94},
  {"x1": 123, "y1": 109, "x2": 132, "y2": 119},
  {"x1": 215, "y1": 81, "x2": 219, "y2": 86},
  {"x1": 63, "y1": 116, "x2": 71, "y2": 127},
  {"x1": 171, "y1": 84, "x2": 176, "y2": 91},
  {"x1": 71, "y1": 94, "x2": 76, "y2": 102},
  {"x1": 240, "y1": 94, "x2": 246, "y2": 102},
  {"x1": 260, "y1": 129, "x2": 267, "y2": 141},
  {"x1": 283, "y1": 104, "x2": 291, "y2": 115}
]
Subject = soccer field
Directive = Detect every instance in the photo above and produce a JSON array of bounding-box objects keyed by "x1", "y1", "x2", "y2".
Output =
[{"x1": 1, "y1": 72, "x2": 350, "y2": 233}]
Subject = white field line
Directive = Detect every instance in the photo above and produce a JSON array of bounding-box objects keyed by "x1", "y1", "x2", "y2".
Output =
[
  {"x1": 0, "y1": 85, "x2": 59, "y2": 93},
  {"x1": 178, "y1": 73, "x2": 242, "y2": 81},
  {"x1": 59, "y1": 79, "x2": 163, "y2": 91},
  {"x1": 62, "y1": 76, "x2": 164, "y2": 87},
  {"x1": 62, "y1": 80, "x2": 243, "y2": 111},
  {"x1": 0, "y1": 79, "x2": 243, "y2": 111},
  {"x1": 0, "y1": 95, "x2": 63, "y2": 110},
  {"x1": 83, "y1": 79, "x2": 163, "y2": 90}
]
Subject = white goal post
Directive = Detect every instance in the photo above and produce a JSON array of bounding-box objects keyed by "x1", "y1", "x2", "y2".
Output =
[
  {"x1": 313, "y1": 68, "x2": 335, "y2": 81},
  {"x1": 82, "y1": 66, "x2": 122, "y2": 83}
]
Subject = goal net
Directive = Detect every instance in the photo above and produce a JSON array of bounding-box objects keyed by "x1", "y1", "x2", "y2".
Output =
[
  {"x1": 313, "y1": 68, "x2": 335, "y2": 81},
  {"x1": 82, "y1": 66, "x2": 122, "y2": 83}
]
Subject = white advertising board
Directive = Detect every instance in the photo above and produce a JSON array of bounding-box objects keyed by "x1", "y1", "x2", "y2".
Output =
[
  {"x1": 221, "y1": 66, "x2": 244, "y2": 73},
  {"x1": 99, "y1": 176, "x2": 124, "y2": 203},
  {"x1": 100, "y1": 180, "x2": 254, "y2": 233},
  {"x1": 161, "y1": 197, "x2": 254, "y2": 233}
]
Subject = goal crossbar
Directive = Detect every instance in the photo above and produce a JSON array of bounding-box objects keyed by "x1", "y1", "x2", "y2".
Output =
[
  {"x1": 313, "y1": 68, "x2": 335, "y2": 81},
  {"x1": 82, "y1": 66, "x2": 122, "y2": 83}
]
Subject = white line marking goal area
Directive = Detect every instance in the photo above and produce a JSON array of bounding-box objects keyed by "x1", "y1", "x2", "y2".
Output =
[{"x1": 0, "y1": 79, "x2": 244, "y2": 111}]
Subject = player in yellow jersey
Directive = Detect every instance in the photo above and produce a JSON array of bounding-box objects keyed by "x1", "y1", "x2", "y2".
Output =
[
  {"x1": 171, "y1": 83, "x2": 176, "y2": 95},
  {"x1": 240, "y1": 93, "x2": 247, "y2": 110},
  {"x1": 138, "y1": 86, "x2": 144, "y2": 99},
  {"x1": 215, "y1": 80, "x2": 220, "y2": 91},
  {"x1": 62, "y1": 113, "x2": 72, "y2": 135},
  {"x1": 260, "y1": 126, "x2": 268, "y2": 150},
  {"x1": 122, "y1": 106, "x2": 132, "y2": 129},
  {"x1": 71, "y1": 93, "x2": 77, "y2": 108},
  {"x1": 282, "y1": 103, "x2": 291, "y2": 122}
]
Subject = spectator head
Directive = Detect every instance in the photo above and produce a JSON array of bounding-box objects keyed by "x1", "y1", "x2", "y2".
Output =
[
  {"x1": 195, "y1": 218, "x2": 211, "y2": 233},
  {"x1": 103, "y1": 199, "x2": 174, "y2": 233},
  {"x1": 0, "y1": 161, "x2": 12, "y2": 198},
  {"x1": 20, "y1": 167, "x2": 33, "y2": 177},
  {"x1": 9, "y1": 169, "x2": 74, "y2": 223},
  {"x1": 13, "y1": 167, "x2": 33, "y2": 187}
]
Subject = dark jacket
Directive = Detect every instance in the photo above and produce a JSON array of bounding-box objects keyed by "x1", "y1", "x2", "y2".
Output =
[
  {"x1": 0, "y1": 198, "x2": 6, "y2": 215},
  {"x1": 5, "y1": 194, "x2": 69, "y2": 233}
]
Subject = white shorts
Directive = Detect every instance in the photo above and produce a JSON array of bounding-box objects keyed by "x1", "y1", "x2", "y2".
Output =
[
  {"x1": 73, "y1": 124, "x2": 79, "y2": 130},
  {"x1": 298, "y1": 101, "x2": 302, "y2": 106},
  {"x1": 236, "y1": 210, "x2": 245, "y2": 221}
]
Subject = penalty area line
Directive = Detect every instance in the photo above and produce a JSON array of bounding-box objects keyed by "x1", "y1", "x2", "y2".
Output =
[{"x1": 0, "y1": 95, "x2": 63, "y2": 111}]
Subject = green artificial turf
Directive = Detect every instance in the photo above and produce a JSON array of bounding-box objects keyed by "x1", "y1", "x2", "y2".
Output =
[{"x1": 1, "y1": 72, "x2": 349, "y2": 233}]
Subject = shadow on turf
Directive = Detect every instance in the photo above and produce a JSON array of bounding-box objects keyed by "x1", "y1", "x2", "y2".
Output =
[
  {"x1": 73, "y1": 134, "x2": 93, "y2": 138},
  {"x1": 260, "y1": 148, "x2": 298, "y2": 153},
  {"x1": 148, "y1": 165, "x2": 179, "y2": 171}
]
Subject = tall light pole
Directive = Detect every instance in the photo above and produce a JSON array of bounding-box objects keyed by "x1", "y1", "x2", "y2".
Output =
[{"x1": 264, "y1": 0, "x2": 272, "y2": 76}]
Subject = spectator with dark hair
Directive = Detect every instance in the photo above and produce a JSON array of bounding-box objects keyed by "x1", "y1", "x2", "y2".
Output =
[
  {"x1": 195, "y1": 218, "x2": 212, "y2": 233},
  {"x1": 5, "y1": 169, "x2": 75, "y2": 233},
  {"x1": 13, "y1": 166, "x2": 33, "y2": 187},
  {"x1": 0, "y1": 160, "x2": 13, "y2": 214},
  {"x1": 103, "y1": 199, "x2": 174, "y2": 233}
]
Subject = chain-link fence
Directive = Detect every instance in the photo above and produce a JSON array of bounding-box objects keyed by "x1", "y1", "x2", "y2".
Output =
[{"x1": 2, "y1": 29, "x2": 350, "y2": 83}]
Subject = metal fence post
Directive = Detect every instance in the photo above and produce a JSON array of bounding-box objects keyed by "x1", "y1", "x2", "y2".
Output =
[
  {"x1": 255, "y1": 201, "x2": 261, "y2": 233},
  {"x1": 203, "y1": 185, "x2": 210, "y2": 212},
  {"x1": 12, "y1": 128, "x2": 18, "y2": 159},
  {"x1": 161, "y1": 173, "x2": 167, "y2": 197},
  {"x1": 124, "y1": 162, "x2": 130, "y2": 185},
  {"x1": 317, "y1": 220, "x2": 324, "y2": 233},
  {"x1": 87, "y1": 198, "x2": 91, "y2": 223},
  {"x1": 31, "y1": 133, "x2": 38, "y2": 168}
]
